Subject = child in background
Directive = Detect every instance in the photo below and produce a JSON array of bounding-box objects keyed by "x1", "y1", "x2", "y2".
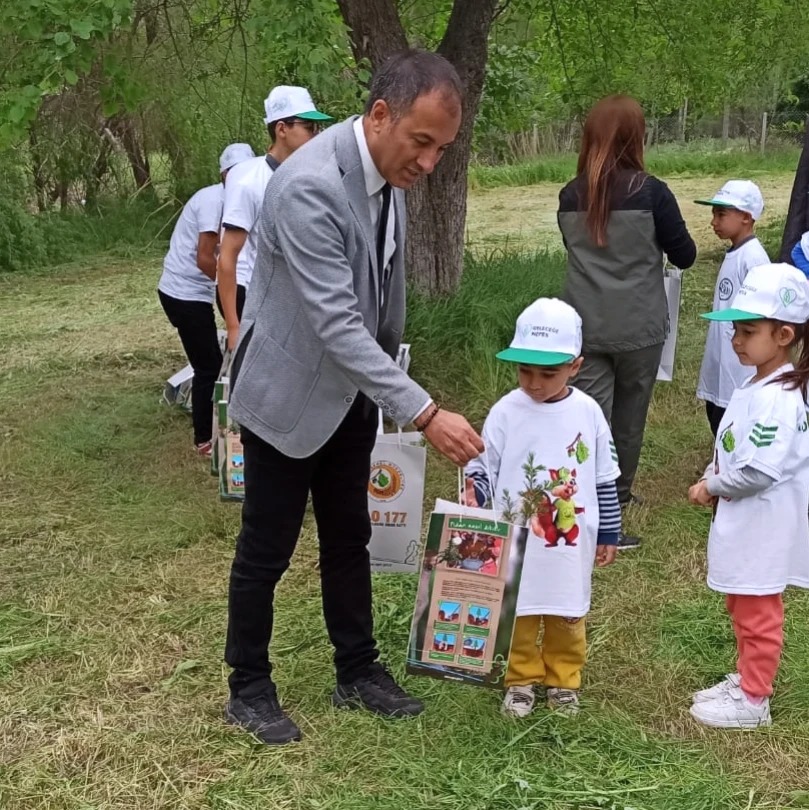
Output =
[
  {"x1": 464, "y1": 298, "x2": 621, "y2": 718},
  {"x1": 695, "y1": 180, "x2": 769, "y2": 436},
  {"x1": 688, "y1": 263, "x2": 809, "y2": 728}
]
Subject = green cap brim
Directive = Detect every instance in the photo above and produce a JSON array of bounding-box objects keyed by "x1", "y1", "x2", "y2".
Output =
[
  {"x1": 701, "y1": 308, "x2": 764, "y2": 321},
  {"x1": 496, "y1": 348, "x2": 576, "y2": 366},
  {"x1": 694, "y1": 198, "x2": 740, "y2": 209},
  {"x1": 296, "y1": 110, "x2": 334, "y2": 121}
]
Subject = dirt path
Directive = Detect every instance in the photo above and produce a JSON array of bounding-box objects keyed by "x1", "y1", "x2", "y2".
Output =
[{"x1": 466, "y1": 173, "x2": 794, "y2": 255}]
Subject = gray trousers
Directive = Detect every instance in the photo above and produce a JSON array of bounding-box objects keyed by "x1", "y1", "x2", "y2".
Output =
[{"x1": 574, "y1": 343, "x2": 663, "y2": 504}]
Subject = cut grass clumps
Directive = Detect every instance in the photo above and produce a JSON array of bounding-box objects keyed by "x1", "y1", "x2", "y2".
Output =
[{"x1": 5, "y1": 173, "x2": 809, "y2": 808}]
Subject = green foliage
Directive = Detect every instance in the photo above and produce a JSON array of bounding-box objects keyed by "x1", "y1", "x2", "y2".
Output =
[
  {"x1": 406, "y1": 250, "x2": 566, "y2": 423},
  {"x1": 0, "y1": 192, "x2": 170, "y2": 272},
  {"x1": 0, "y1": 0, "x2": 132, "y2": 144},
  {"x1": 0, "y1": 163, "x2": 47, "y2": 272},
  {"x1": 470, "y1": 142, "x2": 801, "y2": 190}
]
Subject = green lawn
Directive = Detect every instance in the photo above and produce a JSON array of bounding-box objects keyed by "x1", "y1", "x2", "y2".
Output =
[{"x1": 2, "y1": 187, "x2": 809, "y2": 809}]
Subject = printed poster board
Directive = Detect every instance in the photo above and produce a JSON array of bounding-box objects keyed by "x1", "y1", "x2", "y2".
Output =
[{"x1": 407, "y1": 502, "x2": 528, "y2": 689}]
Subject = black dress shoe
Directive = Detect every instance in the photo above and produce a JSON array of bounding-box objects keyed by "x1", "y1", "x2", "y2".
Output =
[
  {"x1": 224, "y1": 691, "x2": 302, "y2": 745},
  {"x1": 332, "y1": 663, "x2": 424, "y2": 718}
]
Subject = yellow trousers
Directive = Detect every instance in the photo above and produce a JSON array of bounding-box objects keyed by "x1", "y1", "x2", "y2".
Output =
[{"x1": 505, "y1": 615, "x2": 586, "y2": 689}]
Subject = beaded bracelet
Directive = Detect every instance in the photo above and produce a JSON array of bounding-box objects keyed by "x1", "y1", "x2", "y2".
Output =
[{"x1": 417, "y1": 404, "x2": 441, "y2": 432}]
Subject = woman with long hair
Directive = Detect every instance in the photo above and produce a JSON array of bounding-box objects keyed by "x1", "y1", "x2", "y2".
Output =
[{"x1": 558, "y1": 95, "x2": 697, "y2": 548}]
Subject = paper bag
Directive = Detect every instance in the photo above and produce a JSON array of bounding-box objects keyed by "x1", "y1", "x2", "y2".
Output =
[
  {"x1": 368, "y1": 431, "x2": 426, "y2": 573},
  {"x1": 162, "y1": 364, "x2": 194, "y2": 411},
  {"x1": 406, "y1": 500, "x2": 528, "y2": 689},
  {"x1": 657, "y1": 266, "x2": 683, "y2": 382}
]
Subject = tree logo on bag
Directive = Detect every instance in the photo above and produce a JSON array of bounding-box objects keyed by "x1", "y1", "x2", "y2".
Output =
[{"x1": 369, "y1": 461, "x2": 404, "y2": 501}]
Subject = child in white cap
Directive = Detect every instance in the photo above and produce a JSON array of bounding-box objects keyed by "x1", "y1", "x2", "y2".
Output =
[
  {"x1": 464, "y1": 298, "x2": 622, "y2": 717},
  {"x1": 688, "y1": 263, "x2": 809, "y2": 729},
  {"x1": 695, "y1": 180, "x2": 769, "y2": 436},
  {"x1": 158, "y1": 142, "x2": 255, "y2": 455},
  {"x1": 218, "y1": 86, "x2": 333, "y2": 348}
]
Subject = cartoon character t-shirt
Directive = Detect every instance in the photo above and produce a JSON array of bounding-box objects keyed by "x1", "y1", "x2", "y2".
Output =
[
  {"x1": 707, "y1": 363, "x2": 809, "y2": 595},
  {"x1": 465, "y1": 387, "x2": 620, "y2": 616}
]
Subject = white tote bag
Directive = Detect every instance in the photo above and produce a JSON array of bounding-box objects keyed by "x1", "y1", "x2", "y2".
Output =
[
  {"x1": 368, "y1": 430, "x2": 426, "y2": 573},
  {"x1": 657, "y1": 266, "x2": 683, "y2": 382}
]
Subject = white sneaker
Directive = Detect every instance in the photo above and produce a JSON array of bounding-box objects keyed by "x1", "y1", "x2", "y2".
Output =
[
  {"x1": 693, "y1": 673, "x2": 740, "y2": 704},
  {"x1": 689, "y1": 686, "x2": 772, "y2": 729},
  {"x1": 502, "y1": 685, "x2": 535, "y2": 718},
  {"x1": 547, "y1": 687, "x2": 580, "y2": 715}
]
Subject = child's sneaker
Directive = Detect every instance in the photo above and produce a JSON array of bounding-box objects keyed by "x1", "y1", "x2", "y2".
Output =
[
  {"x1": 692, "y1": 673, "x2": 740, "y2": 704},
  {"x1": 547, "y1": 687, "x2": 580, "y2": 715},
  {"x1": 502, "y1": 685, "x2": 535, "y2": 718},
  {"x1": 689, "y1": 686, "x2": 771, "y2": 728},
  {"x1": 195, "y1": 440, "x2": 213, "y2": 457}
]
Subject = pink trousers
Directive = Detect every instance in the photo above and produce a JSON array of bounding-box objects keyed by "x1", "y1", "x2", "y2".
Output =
[{"x1": 726, "y1": 593, "x2": 784, "y2": 699}]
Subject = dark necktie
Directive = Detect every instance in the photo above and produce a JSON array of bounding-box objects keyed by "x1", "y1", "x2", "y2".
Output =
[{"x1": 376, "y1": 183, "x2": 392, "y2": 293}]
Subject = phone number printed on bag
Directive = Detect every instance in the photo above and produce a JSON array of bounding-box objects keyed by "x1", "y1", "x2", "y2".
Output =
[{"x1": 370, "y1": 510, "x2": 408, "y2": 526}]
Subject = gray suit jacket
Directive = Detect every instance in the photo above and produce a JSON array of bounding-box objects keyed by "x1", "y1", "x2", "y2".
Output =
[{"x1": 229, "y1": 117, "x2": 430, "y2": 458}]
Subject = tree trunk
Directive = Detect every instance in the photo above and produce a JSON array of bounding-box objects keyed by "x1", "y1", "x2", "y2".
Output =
[
  {"x1": 778, "y1": 115, "x2": 809, "y2": 262},
  {"x1": 722, "y1": 102, "x2": 730, "y2": 145},
  {"x1": 336, "y1": 0, "x2": 500, "y2": 294},
  {"x1": 28, "y1": 125, "x2": 47, "y2": 213},
  {"x1": 110, "y1": 113, "x2": 153, "y2": 193},
  {"x1": 85, "y1": 138, "x2": 111, "y2": 212}
]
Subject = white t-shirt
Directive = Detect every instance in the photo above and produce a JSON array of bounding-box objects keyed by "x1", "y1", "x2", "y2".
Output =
[
  {"x1": 158, "y1": 183, "x2": 223, "y2": 303},
  {"x1": 220, "y1": 155, "x2": 275, "y2": 289},
  {"x1": 465, "y1": 387, "x2": 620, "y2": 617},
  {"x1": 707, "y1": 364, "x2": 809, "y2": 595},
  {"x1": 697, "y1": 236, "x2": 770, "y2": 406}
]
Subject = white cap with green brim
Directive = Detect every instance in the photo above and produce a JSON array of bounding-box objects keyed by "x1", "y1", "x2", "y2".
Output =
[
  {"x1": 263, "y1": 85, "x2": 334, "y2": 124},
  {"x1": 497, "y1": 298, "x2": 583, "y2": 366},
  {"x1": 694, "y1": 179, "x2": 764, "y2": 221},
  {"x1": 701, "y1": 262, "x2": 809, "y2": 322}
]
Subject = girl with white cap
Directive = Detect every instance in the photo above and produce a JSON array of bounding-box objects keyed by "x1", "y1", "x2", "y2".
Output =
[{"x1": 688, "y1": 263, "x2": 809, "y2": 728}]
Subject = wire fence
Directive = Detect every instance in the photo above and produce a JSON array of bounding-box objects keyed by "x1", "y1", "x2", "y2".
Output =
[{"x1": 491, "y1": 109, "x2": 808, "y2": 163}]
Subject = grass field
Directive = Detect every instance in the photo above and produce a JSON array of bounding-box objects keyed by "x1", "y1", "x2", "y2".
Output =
[{"x1": 2, "y1": 168, "x2": 809, "y2": 810}]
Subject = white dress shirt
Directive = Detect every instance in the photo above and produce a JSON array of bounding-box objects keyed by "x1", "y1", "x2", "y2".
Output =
[
  {"x1": 353, "y1": 117, "x2": 396, "y2": 278},
  {"x1": 352, "y1": 116, "x2": 432, "y2": 422}
]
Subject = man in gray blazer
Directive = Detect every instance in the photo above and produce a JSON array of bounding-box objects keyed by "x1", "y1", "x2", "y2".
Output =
[{"x1": 224, "y1": 50, "x2": 484, "y2": 745}]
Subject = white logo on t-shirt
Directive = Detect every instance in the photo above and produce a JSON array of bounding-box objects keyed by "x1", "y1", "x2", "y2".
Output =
[{"x1": 718, "y1": 279, "x2": 733, "y2": 301}]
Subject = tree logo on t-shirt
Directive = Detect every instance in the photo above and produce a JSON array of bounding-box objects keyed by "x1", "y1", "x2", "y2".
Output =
[
  {"x1": 565, "y1": 432, "x2": 590, "y2": 464},
  {"x1": 720, "y1": 424, "x2": 735, "y2": 453},
  {"x1": 718, "y1": 279, "x2": 734, "y2": 301}
]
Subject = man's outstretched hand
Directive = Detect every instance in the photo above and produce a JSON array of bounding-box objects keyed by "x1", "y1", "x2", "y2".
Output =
[{"x1": 417, "y1": 408, "x2": 483, "y2": 466}]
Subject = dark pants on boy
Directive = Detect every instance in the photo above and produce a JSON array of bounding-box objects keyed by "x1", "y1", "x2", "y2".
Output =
[
  {"x1": 225, "y1": 395, "x2": 380, "y2": 697},
  {"x1": 705, "y1": 402, "x2": 725, "y2": 438},
  {"x1": 574, "y1": 343, "x2": 664, "y2": 504},
  {"x1": 158, "y1": 290, "x2": 222, "y2": 445}
]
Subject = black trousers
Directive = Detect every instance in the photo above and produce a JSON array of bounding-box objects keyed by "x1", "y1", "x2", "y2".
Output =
[
  {"x1": 158, "y1": 290, "x2": 222, "y2": 445},
  {"x1": 705, "y1": 401, "x2": 726, "y2": 438},
  {"x1": 216, "y1": 284, "x2": 247, "y2": 322},
  {"x1": 574, "y1": 343, "x2": 664, "y2": 504},
  {"x1": 225, "y1": 396, "x2": 379, "y2": 697}
]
